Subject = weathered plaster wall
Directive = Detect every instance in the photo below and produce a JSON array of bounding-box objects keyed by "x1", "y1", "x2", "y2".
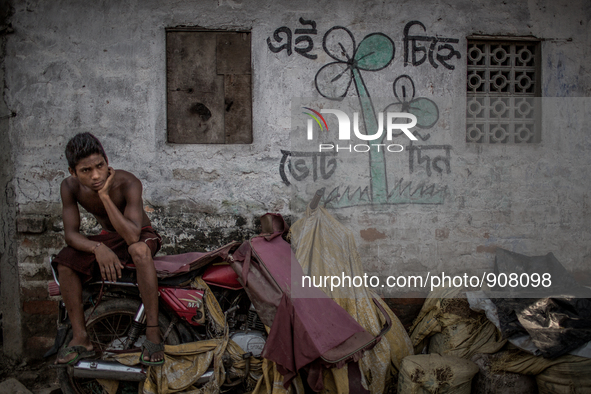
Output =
[
  {"x1": 2, "y1": 0, "x2": 590, "y2": 357},
  {"x1": 0, "y1": 0, "x2": 23, "y2": 359}
]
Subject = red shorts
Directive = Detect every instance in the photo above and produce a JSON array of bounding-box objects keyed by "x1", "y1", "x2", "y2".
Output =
[{"x1": 52, "y1": 226, "x2": 161, "y2": 282}]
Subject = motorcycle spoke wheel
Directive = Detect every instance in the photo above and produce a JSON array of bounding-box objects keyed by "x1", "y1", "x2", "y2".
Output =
[
  {"x1": 58, "y1": 298, "x2": 179, "y2": 394},
  {"x1": 72, "y1": 309, "x2": 140, "y2": 394},
  {"x1": 88, "y1": 312, "x2": 135, "y2": 352}
]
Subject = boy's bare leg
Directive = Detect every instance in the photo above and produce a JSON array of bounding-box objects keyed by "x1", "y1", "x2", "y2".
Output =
[
  {"x1": 55, "y1": 265, "x2": 93, "y2": 364},
  {"x1": 128, "y1": 242, "x2": 164, "y2": 363}
]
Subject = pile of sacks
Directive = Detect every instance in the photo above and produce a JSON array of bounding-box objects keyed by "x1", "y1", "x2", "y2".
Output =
[
  {"x1": 406, "y1": 283, "x2": 591, "y2": 394},
  {"x1": 286, "y1": 208, "x2": 591, "y2": 393}
]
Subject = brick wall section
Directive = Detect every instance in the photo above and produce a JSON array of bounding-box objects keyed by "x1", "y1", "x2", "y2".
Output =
[{"x1": 16, "y1": 214, "x2": 60, "y2": 357}]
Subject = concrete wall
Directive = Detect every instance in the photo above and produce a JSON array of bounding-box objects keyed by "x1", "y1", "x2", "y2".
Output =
[
  {"x1": 2, "y1": 0, "x2": 590, "y2": 358},
  {"x1": 1, "y1": 0, "x2": 23, "y2": 359}
]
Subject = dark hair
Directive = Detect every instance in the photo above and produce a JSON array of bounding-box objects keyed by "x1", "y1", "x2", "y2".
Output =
[{"x1": 65, "y1": 132, "x2": 107, "y2": 170}]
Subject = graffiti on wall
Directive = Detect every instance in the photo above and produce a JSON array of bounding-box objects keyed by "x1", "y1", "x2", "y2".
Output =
[
  {"x1": 408, "y1": 143, "x2": 451, "y2": 177},
  {"x1": 403, "y1": 21, "x2": 461, "y2": 70},
  {"x1": 279, "y1": 150, "x2": 337, "y2": 186},
  {"x1": 267, "y1": 18, "x2": 318, "y2": 59},
  {"x1": 269, "y1": 20, "x2": 458, "y2": 207},
  {"x1": 266, "y1": 19, "x2": 461, "y2": 68}
]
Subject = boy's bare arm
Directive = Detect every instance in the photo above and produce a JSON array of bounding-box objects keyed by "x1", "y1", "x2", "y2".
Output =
[
  {"x1": 98, "y1": 168, "x2": 144, "y2": 245},
  {"x1": 61, "y1": 179, "x2": 124, "y2": 281},
  {"x1": 61, "y1": 180, "x2": 99, "y2": 253}
]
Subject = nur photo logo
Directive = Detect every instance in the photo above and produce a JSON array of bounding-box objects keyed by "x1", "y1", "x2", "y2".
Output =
[{"x1": 303, "y1": 107, "x2": 418, "y2": 153}]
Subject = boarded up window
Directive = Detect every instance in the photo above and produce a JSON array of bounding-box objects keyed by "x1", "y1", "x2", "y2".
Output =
[{"x1": 166, "y1": 28, "x2": 252, "y2": 144}]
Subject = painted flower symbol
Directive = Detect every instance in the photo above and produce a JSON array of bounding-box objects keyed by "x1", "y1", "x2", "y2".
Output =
[
  {"x1": 384, "y1": 75, "x2": 439, "y2": 141},
  {"x1": 314, "y1": 27, "x2": 395, "y2": 100},
  {"x1": 314, "y1": 27, "x2": 395, "y2": 205},
  {"x1": 389, "y1": 75, "x2": 439, "y2": 128}
]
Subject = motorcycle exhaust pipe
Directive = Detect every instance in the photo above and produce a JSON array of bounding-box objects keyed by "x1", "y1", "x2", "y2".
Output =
[
  {"x1": 72, "y1": 360, "x2": 147, "y2": 381},
  {"x1": 72, "y1": 359, "x2": 215, "y2": 385}
]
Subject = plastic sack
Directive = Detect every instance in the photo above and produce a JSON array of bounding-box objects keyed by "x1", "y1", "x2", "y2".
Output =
[
  {"x1": 398, "y1": 354, "x2": 479, "y2": 394},
  {"x1": 535, "y1": 357, "x2": 591, "y2": 394},
  {"x1": 492, "y1": 350, "x2": 591, "y2": 394},
  {"x1": 470, "y1": 352, "x2": 537, "y2": 394},
  {"x1": 410, "y1": 288, "x2": 506, "y2": 359},
  {"x1": 427, "y1": 313, "x2": 506, "y2": 359},
  {"x1": 491, "y1": 248, "x2": 591, "y2": 358},
  {"x1": 409, "y1": 287, "x2": 461, "y2": 355}
]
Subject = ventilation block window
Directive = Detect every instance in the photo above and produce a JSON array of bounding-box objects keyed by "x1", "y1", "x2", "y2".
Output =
[
  {"x1": 466, "y1": 38, "x2": 541, "y2": 144},
  {"x1": 166, "y1": 28, "x2": 252, "y2": 144}
]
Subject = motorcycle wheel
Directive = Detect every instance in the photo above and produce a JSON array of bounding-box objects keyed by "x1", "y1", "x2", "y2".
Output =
[{"x1": 58, "y1": 298, "x2": 180, "y2": 394}]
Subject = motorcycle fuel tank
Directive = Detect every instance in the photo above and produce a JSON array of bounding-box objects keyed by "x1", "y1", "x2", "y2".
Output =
[
  {"x1": 159, "y1": 287, "x2": 206, "y2": 326},
  {"x1": 202, "y1": 264, "x2": 242, "y2": 290}
]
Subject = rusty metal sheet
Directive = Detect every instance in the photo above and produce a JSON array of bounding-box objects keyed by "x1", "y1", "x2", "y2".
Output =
[
  {"x1": 167, "y1": 31, "x2": 224, "y2": 143},
  {"x1": 167, "y1": 30, "x2": 252, "y2": 144},
  {"x1": 216, "y1": 32, "x2": 251, "y2": 75},
  {"x1": 224, "y1": 74, "x2": 252, "y2": 144},
  {"x1": 167, "y1": 84, "x2": 225, "y2": 144}
]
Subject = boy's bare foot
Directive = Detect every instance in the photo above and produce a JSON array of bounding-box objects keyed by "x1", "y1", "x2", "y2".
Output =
[
  {"x1": 141, "y1": 326, "x2": 164, "y2": 365},
  {"x1": 55, "y1": 338, "x2": 94, "y2": 365}
]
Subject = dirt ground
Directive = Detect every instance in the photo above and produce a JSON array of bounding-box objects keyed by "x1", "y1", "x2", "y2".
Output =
[
  {"x1": 0, "y1": 298, "x2": 417, "y2": 394},
  {"x1": 0, "y1": 346, "x2": 61, "y2": 394}
]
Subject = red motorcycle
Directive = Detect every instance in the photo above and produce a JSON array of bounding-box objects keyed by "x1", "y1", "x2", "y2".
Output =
[
  {"x1": 45, "y1": 239, "x2": 303, "y2": 394},
  {"x1": 46, "y1": 209, "x2": 388, "y2": 394}
]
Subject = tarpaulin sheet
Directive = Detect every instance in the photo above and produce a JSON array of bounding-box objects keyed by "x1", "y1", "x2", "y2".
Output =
[
  {"x1": 102, "y1": 277, "x2": 261, "y2": 394},
  {"x1": 491, "y1": 248, "x2": 591, "y2": 358},
  {"x1": 467, "y1": 290, "x2": 591, "y2": 359},
  {"x1": 289, "y1": 206, "x2": 413, "y2": 393},
  {"x1": 229, "y1": 215, "x2": 377, "y2": 391}
]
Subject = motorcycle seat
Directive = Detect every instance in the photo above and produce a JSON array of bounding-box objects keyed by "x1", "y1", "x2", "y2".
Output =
[
  {"x1": 152, "y1": 252, "x2": 209, "y2": 275},
  {"x1": 48, "y1": 242, "x2": 240, "y2": 294},
  {"x1": 152, "y1": 242, "x2": 241, "y2": 277}
]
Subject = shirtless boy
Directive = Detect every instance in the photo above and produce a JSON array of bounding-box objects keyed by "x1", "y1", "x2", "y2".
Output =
[{"x1": 53, "y1": 132, "x2": 164, "y2": 366}]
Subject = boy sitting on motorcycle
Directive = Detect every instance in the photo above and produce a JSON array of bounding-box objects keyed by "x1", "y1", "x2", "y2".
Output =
[{"x1": 52, "y1": 132, "x2": 165, "y2": 366}]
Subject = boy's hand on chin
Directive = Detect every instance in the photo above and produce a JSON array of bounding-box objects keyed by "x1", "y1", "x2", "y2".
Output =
[{"x1": 98, "y1": 167, "x2": 115, "y2": 197}]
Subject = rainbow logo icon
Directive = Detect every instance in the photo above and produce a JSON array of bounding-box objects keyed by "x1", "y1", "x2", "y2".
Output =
[{"x1": 302, "y1": 107, "x2": 329, "y2": 132}]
